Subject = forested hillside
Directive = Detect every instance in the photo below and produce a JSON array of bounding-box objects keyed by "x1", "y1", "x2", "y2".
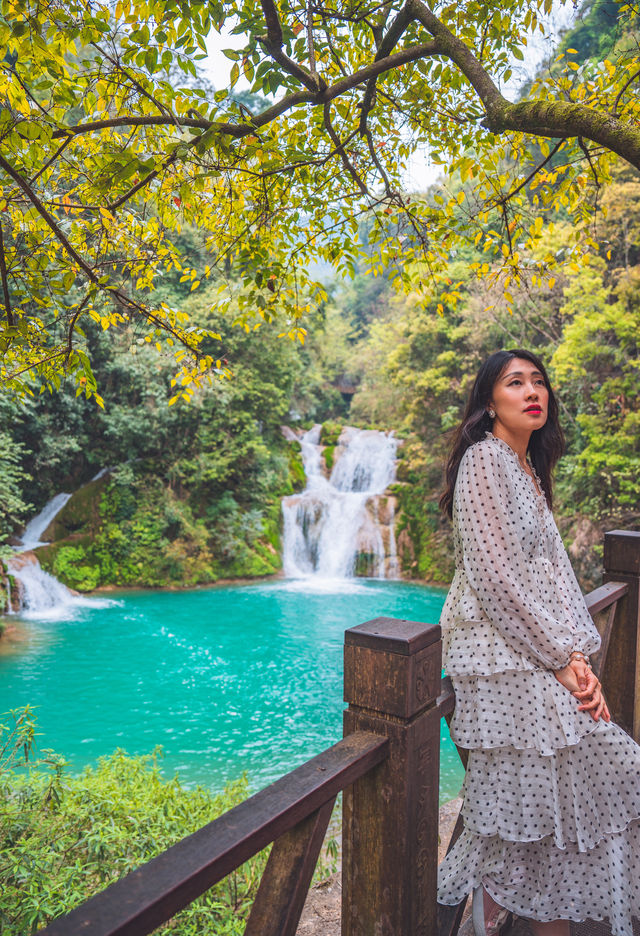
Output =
[{"x1": 0, "y1": 0, "x2": 638, "y2": 592}]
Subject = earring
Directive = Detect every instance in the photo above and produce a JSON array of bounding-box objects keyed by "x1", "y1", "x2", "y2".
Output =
[{"x1": 488, "y1": 408, "x2": 496, "y2": 418}]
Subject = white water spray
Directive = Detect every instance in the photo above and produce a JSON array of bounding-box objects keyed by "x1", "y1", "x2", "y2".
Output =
[
  {"x1": 17, "y1": 492, "x2": 72, "y2": 552},
  {"x1": 282, "y1": 426, "x2": 399, "y2": 580},
  {"x1": 6, "y1": 492, "x2": 114, "y2": 618}
]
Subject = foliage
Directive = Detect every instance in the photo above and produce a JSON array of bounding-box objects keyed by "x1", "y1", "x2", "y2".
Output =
[
  {"x1": 3, "y1": 0, "x2": 640, "y2": 400},
  {"x1": 3, "y1": 285, "x2": 344, "y2": 582},
  {"x1": 0, "y1": 708, "x2": 338, "y2": 934},
  {"x1": 0, "y1": 431, "x2": 32, "y2": 544},
  {"x1": 346, "y1": 150, "x2": 640, "y2": 577},
  {"x1": 0, "y1": 749, "x2": 265, "y2": 933},
  {"x1": 551, "y1": 264, "x2": 640, "y2": 518}
]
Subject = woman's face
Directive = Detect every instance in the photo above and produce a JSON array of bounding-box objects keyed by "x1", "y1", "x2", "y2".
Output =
[{"x1": 489, "y1": 357, "x2": 549, "y2": 434}]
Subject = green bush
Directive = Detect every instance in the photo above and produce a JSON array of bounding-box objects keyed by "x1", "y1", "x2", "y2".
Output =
[
  {"x1": 0, "y1": 710, "x2": 266, "y2": 935},
  {"x1": 51, "y1": 546, "x2": 101, "y2": 592},
  {"x1": 0, "y1": 708, "x2": 338, "y2": 934}
]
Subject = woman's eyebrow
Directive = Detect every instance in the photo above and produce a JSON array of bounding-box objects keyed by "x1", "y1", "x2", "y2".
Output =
[{"x1": 501, "y1": 369, "x2": 544, "y2": 381}]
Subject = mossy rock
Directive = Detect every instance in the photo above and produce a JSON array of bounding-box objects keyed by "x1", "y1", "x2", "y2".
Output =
[
  {"x1": 43, "y1": 478, "x2": 108, "y2": 541},
  {"x1": 323, "y1": 444, "x2": 336, "y2": 471},
  {"x1": 37, "y1": 535, "x2": 95, "y2": 578},
  {"x1": 320, "y1": 421, "x2": 343, "y2": 447},
  {"x1": 354, "y1": 551, "x2": 376, "y2": 577},
  {"x1": 287, "y1": 444, "x2": 306, "y2": 492}
]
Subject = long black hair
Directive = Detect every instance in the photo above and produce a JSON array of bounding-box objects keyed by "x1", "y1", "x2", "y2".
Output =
[{"x1": 439, "y1": 349, "x2": 564, "y2": 517}]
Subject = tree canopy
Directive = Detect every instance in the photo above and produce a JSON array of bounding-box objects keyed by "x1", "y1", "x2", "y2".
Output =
[{"x1": 1, "y1": 0, "x2": 639, "y2": 401}]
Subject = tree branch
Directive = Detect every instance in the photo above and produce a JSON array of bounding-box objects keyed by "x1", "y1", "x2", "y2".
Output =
[
  {"x1": 52, "y1": 43, "x2": 443, "y2": 148},
  {"x1": 51, "y1": 115, "x2": 212, "y2": 138},
  {"x1": 364, "y1": 127, "x2": 394, "y2": 197},
  {"x1": 359, "y1": 2, "x2": 426, "y2": 134},
  {"x1": 65, "y1": 294, "x2": 91, "y2": 362},
  {"x1": 0, "y1": 152, "x2": 100, "y2": 287},
  {"x1": 0, "y1": 223, "x2": 14, "y2": 327},
  {"x1": 612, "y1": 65, "x2": 640, "y2": 117},
  {"x1": 0, "y1": 154, "x2": 205, "y2": 355},
  {"x1": 485, "y1": 98, "x2": 640, "y2": 171},
  {"x1": 5, "y1": 348, "x2": 67, "y2": 380},
  {"x1": 29, "y1": 136, "x2": 73, "y2": 187},
  {"x1": 409, "y1": 0, "x2": 504, "y2": 110},
  {"x1": 498, "y1": 138, "x2": 565, "y2": 206},
  {"x1": 39, "y1": 16, "x2": 640, "y2": 177},
  {"x1": 323, "y1": 103, "x2": 368, "y2": 193},
  {"x1": 258, "y1": 0, "x2": 326, "y2": 91}
]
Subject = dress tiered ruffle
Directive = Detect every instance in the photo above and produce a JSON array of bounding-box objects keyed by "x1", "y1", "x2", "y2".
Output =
[{"x1": 437, "y1": 436, "x2": 640, "y2": 933}]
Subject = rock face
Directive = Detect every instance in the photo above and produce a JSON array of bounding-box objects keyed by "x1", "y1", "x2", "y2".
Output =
[{"x1": 353, "y1": 495, "x2": 399, "y2": 578}]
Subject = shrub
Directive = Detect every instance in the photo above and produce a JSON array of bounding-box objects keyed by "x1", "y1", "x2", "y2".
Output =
[{"x1": 0, "y1": 711, "x2": 266, "y2": 935}]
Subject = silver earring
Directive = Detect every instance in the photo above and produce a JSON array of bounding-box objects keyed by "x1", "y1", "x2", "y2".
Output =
[{"x1": 488, "y1": 408, "x2": 496, "y2": 418}]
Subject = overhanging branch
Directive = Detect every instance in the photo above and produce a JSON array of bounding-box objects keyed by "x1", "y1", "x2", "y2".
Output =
[
  {"x1": 359, "y1": 2, "x2": 432, "y2": 134},
  {"x1": 258, "y1": 0, "x2": 326, "y2": 91}
]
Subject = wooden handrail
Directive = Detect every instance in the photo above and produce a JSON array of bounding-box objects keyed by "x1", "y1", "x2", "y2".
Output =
[
  {"x1": 37, "y1": 732, "x2": 388, "y2": 936},
  {"x1": 585, "y1": 580, "x2": 628, "y2": 616}
]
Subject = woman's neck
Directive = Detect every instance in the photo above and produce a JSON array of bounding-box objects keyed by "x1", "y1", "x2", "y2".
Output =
[{"x1": 491, "y1": 425, "x2": 531, "y2": 464}]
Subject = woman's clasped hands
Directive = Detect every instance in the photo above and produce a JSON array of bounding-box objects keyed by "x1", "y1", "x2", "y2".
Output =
[{"x1": 554, "y1": 656, "x2": 611, "y2": 722}]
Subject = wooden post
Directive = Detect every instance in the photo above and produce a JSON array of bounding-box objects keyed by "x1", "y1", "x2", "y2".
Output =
[
  {"x1": 603, "y1": 530, "x2": 640, "y2": 741},
  {"x1": 342, "y1": 616, "x2": 442, "y2": 936}
]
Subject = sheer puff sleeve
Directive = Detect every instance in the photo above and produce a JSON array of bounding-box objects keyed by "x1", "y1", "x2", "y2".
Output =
[{"x1": 454, "y1": 440, "x2": 600, "y2": 670}]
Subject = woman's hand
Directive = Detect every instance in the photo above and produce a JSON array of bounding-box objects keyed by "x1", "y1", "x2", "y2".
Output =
[
  {"x1": 554, "y1": 664, "x2": 581, "y2": 695},
  {"x1": 567, "y1": 657, "x2": 591, "y2": 692},
  {"x1": 554, "y1": 662, "x2": 611, "y2": 722}
]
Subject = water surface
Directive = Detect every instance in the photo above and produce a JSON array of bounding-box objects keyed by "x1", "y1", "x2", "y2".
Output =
[{"x1": 0, "y1": 578, "x2": 463, "y2": 799}]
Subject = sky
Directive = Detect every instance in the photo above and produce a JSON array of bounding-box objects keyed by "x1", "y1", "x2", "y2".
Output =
[{"x1": 200, "y1": 4, "x2": 578, "y2": 191}]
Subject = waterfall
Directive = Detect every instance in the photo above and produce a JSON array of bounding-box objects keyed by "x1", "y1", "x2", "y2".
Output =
[
  {"x1": 6, "y1": 492, "x2": 112, "y2": 618},
  {"x1": 17, "y1": 492, "x2": 72, "y2": 552},
  {"x1": 282, "y1": 426, "x2": 399, "y2": 580},
  {"x1": 8, "y1": 553, "x2": 77, "y2": 616}
]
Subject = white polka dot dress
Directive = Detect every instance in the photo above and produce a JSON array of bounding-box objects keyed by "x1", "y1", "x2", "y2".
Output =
[{"x1": 437, "y1": 433, "x2": 640, "y2": 932}]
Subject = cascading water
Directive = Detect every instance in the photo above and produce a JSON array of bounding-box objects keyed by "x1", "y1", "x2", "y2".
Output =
[
  {"x1": 6, "y1": 493, "x2": 113, "y2": 618},
  {"x1": 8, "y1": 555, "x2": 77, "y2": 616},
  {"x1": 16, "y1": 492, "x2": 72, "y2": 552},
  {"x1": 282, "y1": 426, "x2": 399, "y2": 579}
]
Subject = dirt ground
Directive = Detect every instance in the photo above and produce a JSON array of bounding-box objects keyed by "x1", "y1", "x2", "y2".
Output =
[{"x1": 296, "y1": 796, "x2": 464, "y2": 935}]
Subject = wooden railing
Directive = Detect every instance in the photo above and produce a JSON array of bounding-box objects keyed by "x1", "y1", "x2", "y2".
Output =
[{"x1": 37, "y1": 530, "x2": 640, "y2": 936}]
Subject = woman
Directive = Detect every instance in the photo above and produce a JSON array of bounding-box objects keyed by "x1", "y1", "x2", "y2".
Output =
[{"x1": 436, "y1": 349, "x2": 640, "y2": 936}]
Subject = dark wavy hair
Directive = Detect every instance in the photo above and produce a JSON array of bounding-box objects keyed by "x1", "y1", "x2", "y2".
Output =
[{"x1": 439, "y1": 349, "x2": 564, "y2": 518}]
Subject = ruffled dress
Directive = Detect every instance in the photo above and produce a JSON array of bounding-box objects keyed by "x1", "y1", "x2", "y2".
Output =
[{"x1": 437, "y1": 433, "x2": 640, "y2": 932}]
